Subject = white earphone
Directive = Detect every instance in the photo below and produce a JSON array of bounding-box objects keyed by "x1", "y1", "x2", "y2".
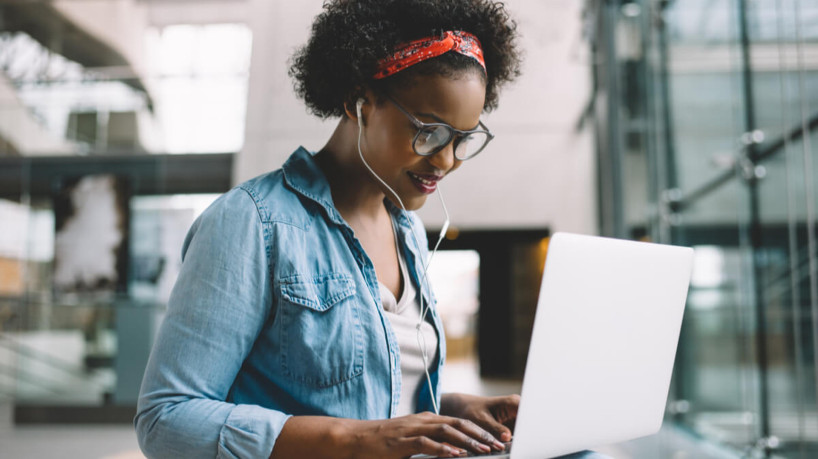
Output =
[
  {"x1": 353, "y1": 96, "x2": 450, "y2": 415},
  {"x1": 356, "y1": 98, "x2": 365, "y2": 126}
]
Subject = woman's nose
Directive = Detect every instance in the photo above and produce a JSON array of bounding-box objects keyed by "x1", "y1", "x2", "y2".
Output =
[{"x1": 427, "y1": 140, "x2": 458, "y2": 172}]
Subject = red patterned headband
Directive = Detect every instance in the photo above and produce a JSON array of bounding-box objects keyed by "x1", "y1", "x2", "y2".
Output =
[{"x1": 374, "y1": 30, "x2": 486, "y2": 80}]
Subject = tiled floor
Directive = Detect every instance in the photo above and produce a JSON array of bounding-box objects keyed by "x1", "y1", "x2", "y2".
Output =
[
  {"x1": 0, "y1": 401, "x2": 737, "y2": 459},
  {"x1": 0, "y1": 360, "x2": 741, "y2": 459},
  {"x1": 0, "y1": 403, "x2": 142, "y2": 459}
]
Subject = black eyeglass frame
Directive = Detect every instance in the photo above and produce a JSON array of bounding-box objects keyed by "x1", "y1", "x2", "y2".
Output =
[{"x1": 387, "y1": 95, "x2": 495, "y2": 161}]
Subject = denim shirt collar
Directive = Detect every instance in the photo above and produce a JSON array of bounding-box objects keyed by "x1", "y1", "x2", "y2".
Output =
[
  {"x1": 281, "y1": 147, "x2": 435, "y2": 306},
  {"x1": 281, "y1": 147, "x2": 347, "y2": 227},
  {"x1": 282, "y1": 147, "x2": 418, "y2": 243}
]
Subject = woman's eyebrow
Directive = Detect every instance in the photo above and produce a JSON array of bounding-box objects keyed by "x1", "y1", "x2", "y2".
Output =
[
  {"x1": 415, "y1": 111, "x2": 442, "y2": 122},
  {"x1": 416, "y1": 111, "x2": 480, "y2": 130}
]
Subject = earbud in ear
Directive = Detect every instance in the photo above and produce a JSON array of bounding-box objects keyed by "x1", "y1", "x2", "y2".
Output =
[{"x1": 356, "y1": 98, "x2": 365, "y2": 127}]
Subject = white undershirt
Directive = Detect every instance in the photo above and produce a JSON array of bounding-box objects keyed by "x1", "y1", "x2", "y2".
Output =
[{"x1": 379, "y1": 225, "x2": 439, "y2": 417}]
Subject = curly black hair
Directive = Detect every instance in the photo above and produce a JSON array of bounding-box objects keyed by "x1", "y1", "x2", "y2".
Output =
[{"x1": 289, "y1": 0, "x2": 521, "y2": 119}]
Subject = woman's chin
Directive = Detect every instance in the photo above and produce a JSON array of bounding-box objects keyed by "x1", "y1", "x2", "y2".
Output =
[{"x1": 386, "y1": 193, "x2": 428, "y2": 212}]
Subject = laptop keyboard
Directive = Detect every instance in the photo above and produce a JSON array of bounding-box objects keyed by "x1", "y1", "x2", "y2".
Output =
[
  {"x1": 461, "y1": 441, "x2": 512, "y2": 457},
  {"x1": 410, "y1": 441, "x2": 512, "y2": 458}
]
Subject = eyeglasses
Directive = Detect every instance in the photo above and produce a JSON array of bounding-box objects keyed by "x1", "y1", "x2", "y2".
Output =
[{"x1": 387, "y1": 95, "x2": 494, "y2": 161}]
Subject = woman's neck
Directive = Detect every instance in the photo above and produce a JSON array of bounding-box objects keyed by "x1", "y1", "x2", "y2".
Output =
[{"x1": 315, "y1": 118, "x2": 388, "y2": 226}]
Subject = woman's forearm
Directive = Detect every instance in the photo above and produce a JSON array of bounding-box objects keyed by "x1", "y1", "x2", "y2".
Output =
[
  {"x1": 270, "y1": 411, "x2": 503, "y2": 459},
  {"x1": 440, "y1": 392, "x2": 467, "y2": 417},
  {"x1": 269, "y1": 416, "x2": 355, "y2": 459}
]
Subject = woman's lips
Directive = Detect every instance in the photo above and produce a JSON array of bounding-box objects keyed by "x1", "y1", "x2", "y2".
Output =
[{"x1": 407, "y1": 171, "x2": 443, "y2": 194}]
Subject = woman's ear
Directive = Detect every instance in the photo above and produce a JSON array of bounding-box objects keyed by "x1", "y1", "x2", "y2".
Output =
[
  {"x1": 344, "y1": 97, "x2": 367, "y2": 126},
  {"x1": 343, "y1": 100, "x2": 357, "y2": 121}
]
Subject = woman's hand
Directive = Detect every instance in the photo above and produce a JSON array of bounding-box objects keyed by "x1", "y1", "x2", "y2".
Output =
[
  {"x1": 439, "y1": 393, "x2": 520, "y2": 444},
  {"x1": 345, "y1": 411, "x2": 508, "y2": 458}
]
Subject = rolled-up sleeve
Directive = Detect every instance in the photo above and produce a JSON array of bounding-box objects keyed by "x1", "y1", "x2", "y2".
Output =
[{"x1": 135, "y1": 187, "x2": 290, "y2": 459}]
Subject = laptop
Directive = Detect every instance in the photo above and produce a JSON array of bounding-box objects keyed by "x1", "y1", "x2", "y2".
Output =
[{"x1": 414, "y1": 232, "x2": 694, "y2": 459}]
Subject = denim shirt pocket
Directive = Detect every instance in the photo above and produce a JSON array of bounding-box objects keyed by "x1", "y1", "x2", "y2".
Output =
[{"x1": 278, "y1": 272, "x2": 364, "y2": 388}]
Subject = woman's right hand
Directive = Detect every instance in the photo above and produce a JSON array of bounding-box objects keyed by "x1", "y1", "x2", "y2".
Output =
[{"x1": 345, "y1": 411, "x2": 507, "y2": 458}]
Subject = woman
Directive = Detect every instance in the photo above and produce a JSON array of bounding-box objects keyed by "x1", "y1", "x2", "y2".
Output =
[{"x1": 135, "y1": 1, "x2": 605, "y2": 458}]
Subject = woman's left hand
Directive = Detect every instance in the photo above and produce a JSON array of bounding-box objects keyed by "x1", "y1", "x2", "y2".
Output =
[{"x1": 439, "y1": 393, "x2": 520, "y2": 443}]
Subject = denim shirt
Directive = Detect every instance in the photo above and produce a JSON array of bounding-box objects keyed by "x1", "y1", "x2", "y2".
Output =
[{"x1": 135, "y1": 147, "x2": 446, "y2": 459}]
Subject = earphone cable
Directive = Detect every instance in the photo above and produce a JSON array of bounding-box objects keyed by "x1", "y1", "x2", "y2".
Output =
[{"x1": 356, "y1": 102, "x2": 448, "y2": 414}]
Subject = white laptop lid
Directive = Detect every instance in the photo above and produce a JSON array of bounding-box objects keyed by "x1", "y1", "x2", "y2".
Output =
[{"x1": 511, "y1": 233, "x2": 694, "y2": 459}]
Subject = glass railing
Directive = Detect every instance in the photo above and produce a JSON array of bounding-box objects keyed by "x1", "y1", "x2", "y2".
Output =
[
  {"x1": 0, "y1": 192, "x2": 219, "y2": 421},
  {"x1": 589, "y1": 1, "x2": 818, "y2": 457}
]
